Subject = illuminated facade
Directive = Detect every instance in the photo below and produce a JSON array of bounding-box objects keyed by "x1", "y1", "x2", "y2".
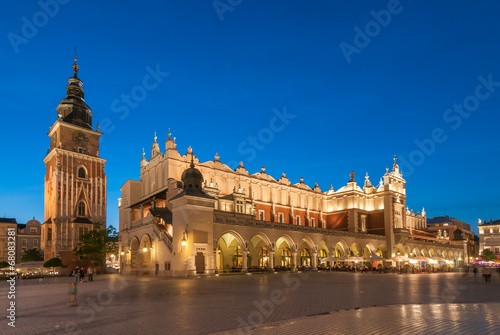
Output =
[
  {"x1": 478, "y1": 219, "x2": 500, "y2": 257},
  {"x1": 41, "y1": 59, "x2": 107, "y2": 267},
  {"x1": 118, "y1": 133, "x2": 465, "y2": 277}
]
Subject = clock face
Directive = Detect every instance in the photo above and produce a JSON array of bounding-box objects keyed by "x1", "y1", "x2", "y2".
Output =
[{"x1": 72, "y1": 131, "x2": 89, "y2": 146}]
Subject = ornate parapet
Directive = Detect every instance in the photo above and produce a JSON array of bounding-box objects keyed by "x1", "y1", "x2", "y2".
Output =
[
  {"x1": 214, "y1": 210, "x2": 385, "y2": 240},
  {"x1": 129, "y1": 215, "x2": 154, "y2": 229}
]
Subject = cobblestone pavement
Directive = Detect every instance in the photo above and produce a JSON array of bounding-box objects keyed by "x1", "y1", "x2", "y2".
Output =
[
  {"x1": 1, "y1": 271, "x2": 499, "y2": 335},
  {"x1": 213, "y1": 303, "x2": 500, "y2": 335}
]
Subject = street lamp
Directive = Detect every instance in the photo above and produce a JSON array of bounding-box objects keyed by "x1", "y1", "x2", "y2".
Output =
[{"x1": 143, "y1": 247, "x2": 148, "y2": 252}]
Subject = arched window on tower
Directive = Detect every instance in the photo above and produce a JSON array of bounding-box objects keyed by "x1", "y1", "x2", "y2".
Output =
[
  {"x1": 78, "y1": 167, "x2": 86, "y2": 178},
  {"x1": 78, "y1": 201, "x2": 86, "y2": 217}
]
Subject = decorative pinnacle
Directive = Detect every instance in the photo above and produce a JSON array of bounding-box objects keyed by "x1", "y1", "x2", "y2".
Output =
[
  {"x1": 167, "y1": 128, "x2": 171, "y2": 138},
  {"x1": 349, "y1": 171, "x2": 355, "y2": 182},
  {"x1": 72, "y1": 47, "x2": 79, "y2": 77},
  {"x1": 214, "y1": 152, "x2": 220, "y2": 161},
  {"x1": 261, "y1": 165, "x2": 265, "y2": 173},
  {"x1": 142, "y1": 148, "x2": 145, "y2": 158},
  {"x1": 300, "y1": 176, "x2": 304, "y2": 183},
  {"x1": 365, "y1": 172, "x2": 369, "y2": 180},
  {"x1": 154, "y1": 132, "x2": 157, "y2": 142}
]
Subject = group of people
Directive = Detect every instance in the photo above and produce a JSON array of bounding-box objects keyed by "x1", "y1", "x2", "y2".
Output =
[
  {"x1": 471, "y1": 265, "x2": 494, "y2": 283},
  {"x1": 71, "y1": 266, "x2": 95, "y2": 283},
  {"x1": 69, "y1": 266, "x2": 96, "y2": 306}
]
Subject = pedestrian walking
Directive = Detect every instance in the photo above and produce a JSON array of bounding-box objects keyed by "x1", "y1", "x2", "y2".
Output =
[
  {"x1": 69, "y1": 282, "x2": 78, "y2": 306},
  {"x1": 79, "y1": 268, "x2": 86, "y2": 282},
  {"x1": 473, "y1": 266, "x2": 478, "y2": 282},
  {"x1": 483, "y1": 266, "x2": 492, "y2": 283},
  {"x1": 88, "y1": 266, "x2": 94, "y2": 282},
  {"x1": 74, "y1": 267, "x2": 80, "y2": 283}
]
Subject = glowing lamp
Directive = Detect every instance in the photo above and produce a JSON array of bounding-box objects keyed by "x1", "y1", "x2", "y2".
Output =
[{"x1": 143, "y1": 248, "x2": 148, "y2": 252}]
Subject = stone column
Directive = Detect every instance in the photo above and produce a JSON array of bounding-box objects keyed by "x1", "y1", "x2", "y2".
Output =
[
  {"x1": 242, "y1": 250, "x2": 248, "y2": 272},
  {"x1": 292, "y1": 252, "x2": 298, "y2": 271},
  {"x1": 269, "y1": 251, "x2": 274, "y2": 271},
  {"x1": 312, "y1": 252, "x2": 318, "y2": 271}
]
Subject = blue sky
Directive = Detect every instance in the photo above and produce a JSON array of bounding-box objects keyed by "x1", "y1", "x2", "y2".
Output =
[{"x1": 1, "y1": 0, "x2": 499, "y2": 234}]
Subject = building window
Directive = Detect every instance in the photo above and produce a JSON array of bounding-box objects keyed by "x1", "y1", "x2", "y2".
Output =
[
  {"x1": 77, "y1": 167, "x2": 86, "y2": 178},
  {"x1": 311, "y1": 218, "x2": 315, "y2": 227},
  {"x1": 296, "y1": 216, "x2": 300, "y2": 226},
  {"x1": 300, "y1": 249, "x2": 311, "y2": 266},
  {"x1": 236, "y1": 200, "x2": 244, "y2": 213},
  {"x1": 318, "y1": 249, "x2": 327, "y2": 260},
  {"x1": 47, "y1": 228, "x2": 52, "y2": 241},
  {"x1": 259, "y1": 210, "x2": 265, "y2": 221},
  {"x1": 30, "y1": 227, "x2": 37, "y2": 234},
  {"x1": 22, "y1": 239, "x2": 27, "y2": 245},
  {"x1": 78, "y1": 148, "x2": 84, "y2": 154},
  {"x1": 233, "y1": 246, "x2": 242, "y2": 268},
  {"x1": 495, "y1": 248, "x2": 500, "y2": 255},
  {"x1": 33, "y1": 239, "x2": 38, "y2": 245},
  {"x1": 165, "y1": 262, "x2": 171, "y2": 271},
  {"x1": 278, "y1": 213, "x2": 284, "y2": 223},
  {"x1": 282, "y1": 248, "x2": 291, "y2": 266},
  {"x1": 78, "y1": 201, "x2": 86, "y2": 216},
  {"x1": 259, "y1": 247, "x2": 268, "y2": 268}
]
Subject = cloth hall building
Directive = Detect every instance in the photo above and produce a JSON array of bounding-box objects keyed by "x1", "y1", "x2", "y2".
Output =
[{"x1": 118, "y1": 134, "x2": 466, "y2": 277}]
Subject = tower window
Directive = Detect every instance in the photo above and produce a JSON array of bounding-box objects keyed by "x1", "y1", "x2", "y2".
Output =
[
  {"x1": 78, "y1": 201, "x2": 86, "y2": 216},
  {"x1": 278, "y1": 213, "x2": 284, "y2": 223},
  {"x1": 311, "y1": 218, "x2": 315, "y2": 227},
  {"x1": 296, "y1": 216, "x2": 300, "y2": 225},
  {"x1": 78, "y1": 167, "x2": 86, "y2": 178}
]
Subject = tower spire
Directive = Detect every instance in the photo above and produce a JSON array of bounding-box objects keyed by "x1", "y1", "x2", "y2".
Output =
[{"x1": 72, "y1": 47, "x2": 79, "y2": 78}]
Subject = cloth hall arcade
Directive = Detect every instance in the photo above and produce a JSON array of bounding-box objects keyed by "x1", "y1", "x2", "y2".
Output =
[{"x1": 118, "y1": 133, "x2": 465, "y2": 277}]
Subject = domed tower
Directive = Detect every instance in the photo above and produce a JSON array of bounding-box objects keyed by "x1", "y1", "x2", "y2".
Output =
[
  {"x1": 181, "y1": 157, "x2": 204, "y2": 192},
  {"x1": 42, "y1": 55, "x2": 107, "y2": 267},
  {"x1": 169, "y1": 154, "x2": 216, "y2": 276}
]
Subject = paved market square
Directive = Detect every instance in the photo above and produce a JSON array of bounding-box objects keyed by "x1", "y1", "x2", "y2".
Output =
[{"x1": 1, "y1": 271, "x2": 500, "y2": 334}]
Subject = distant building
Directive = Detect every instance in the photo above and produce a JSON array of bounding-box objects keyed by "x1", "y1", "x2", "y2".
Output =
[
  {"x1": 16, "y1": 218, "x2": 43, "y2": 263},
  {"x1": 427, "y1": 216, "x2": 479, "y2": 263},
  {"x1": 478, "y1": 219, "x2": 500, "y2": 257},
  {"x1": 0, "y1": 218, "x2": 17, "y2": 263},
  {"x1": 0, "y1": 218, "x2": 43, "y2": 264}
]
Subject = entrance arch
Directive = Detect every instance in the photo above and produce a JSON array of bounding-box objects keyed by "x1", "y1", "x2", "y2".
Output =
[
  {"x1": 276, "y1": 236, "x2": 294, "y2": 268},
  {"x1": 350, "y1": 242, "x2": 362, "y2": 256},
  {"x1": 248, "y1": 233, "x2": 271, "y2": 269},
  {"x1": 139, "y1": 234, "x2": 152, "y2": 274},
  {"x1": 130, "y1": 236, "x2": 140, "y2": 274},
  {"x1": 334, "y1": 241, "x2": 347, "y2": 257},
  {"x1": 216, "y1": 231, "x2": 245, "y2": 272}
]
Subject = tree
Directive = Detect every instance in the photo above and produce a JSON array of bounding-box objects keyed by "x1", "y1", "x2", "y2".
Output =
[
  {"x1": 21, "y1": 248, "x2": 44, "y2": 263},
  {"x1": 43, "y1": 258, "x2": 63, "y2": 268},
  {"x1": 481, "y1": 249, "x2": 498, "y2": 262},
  {"x1": 0, "y1": 261, "x2": 9, "y2": 269},
  {"x1": 73, "y1": 222, "x2": 118, "y2": 271}
]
